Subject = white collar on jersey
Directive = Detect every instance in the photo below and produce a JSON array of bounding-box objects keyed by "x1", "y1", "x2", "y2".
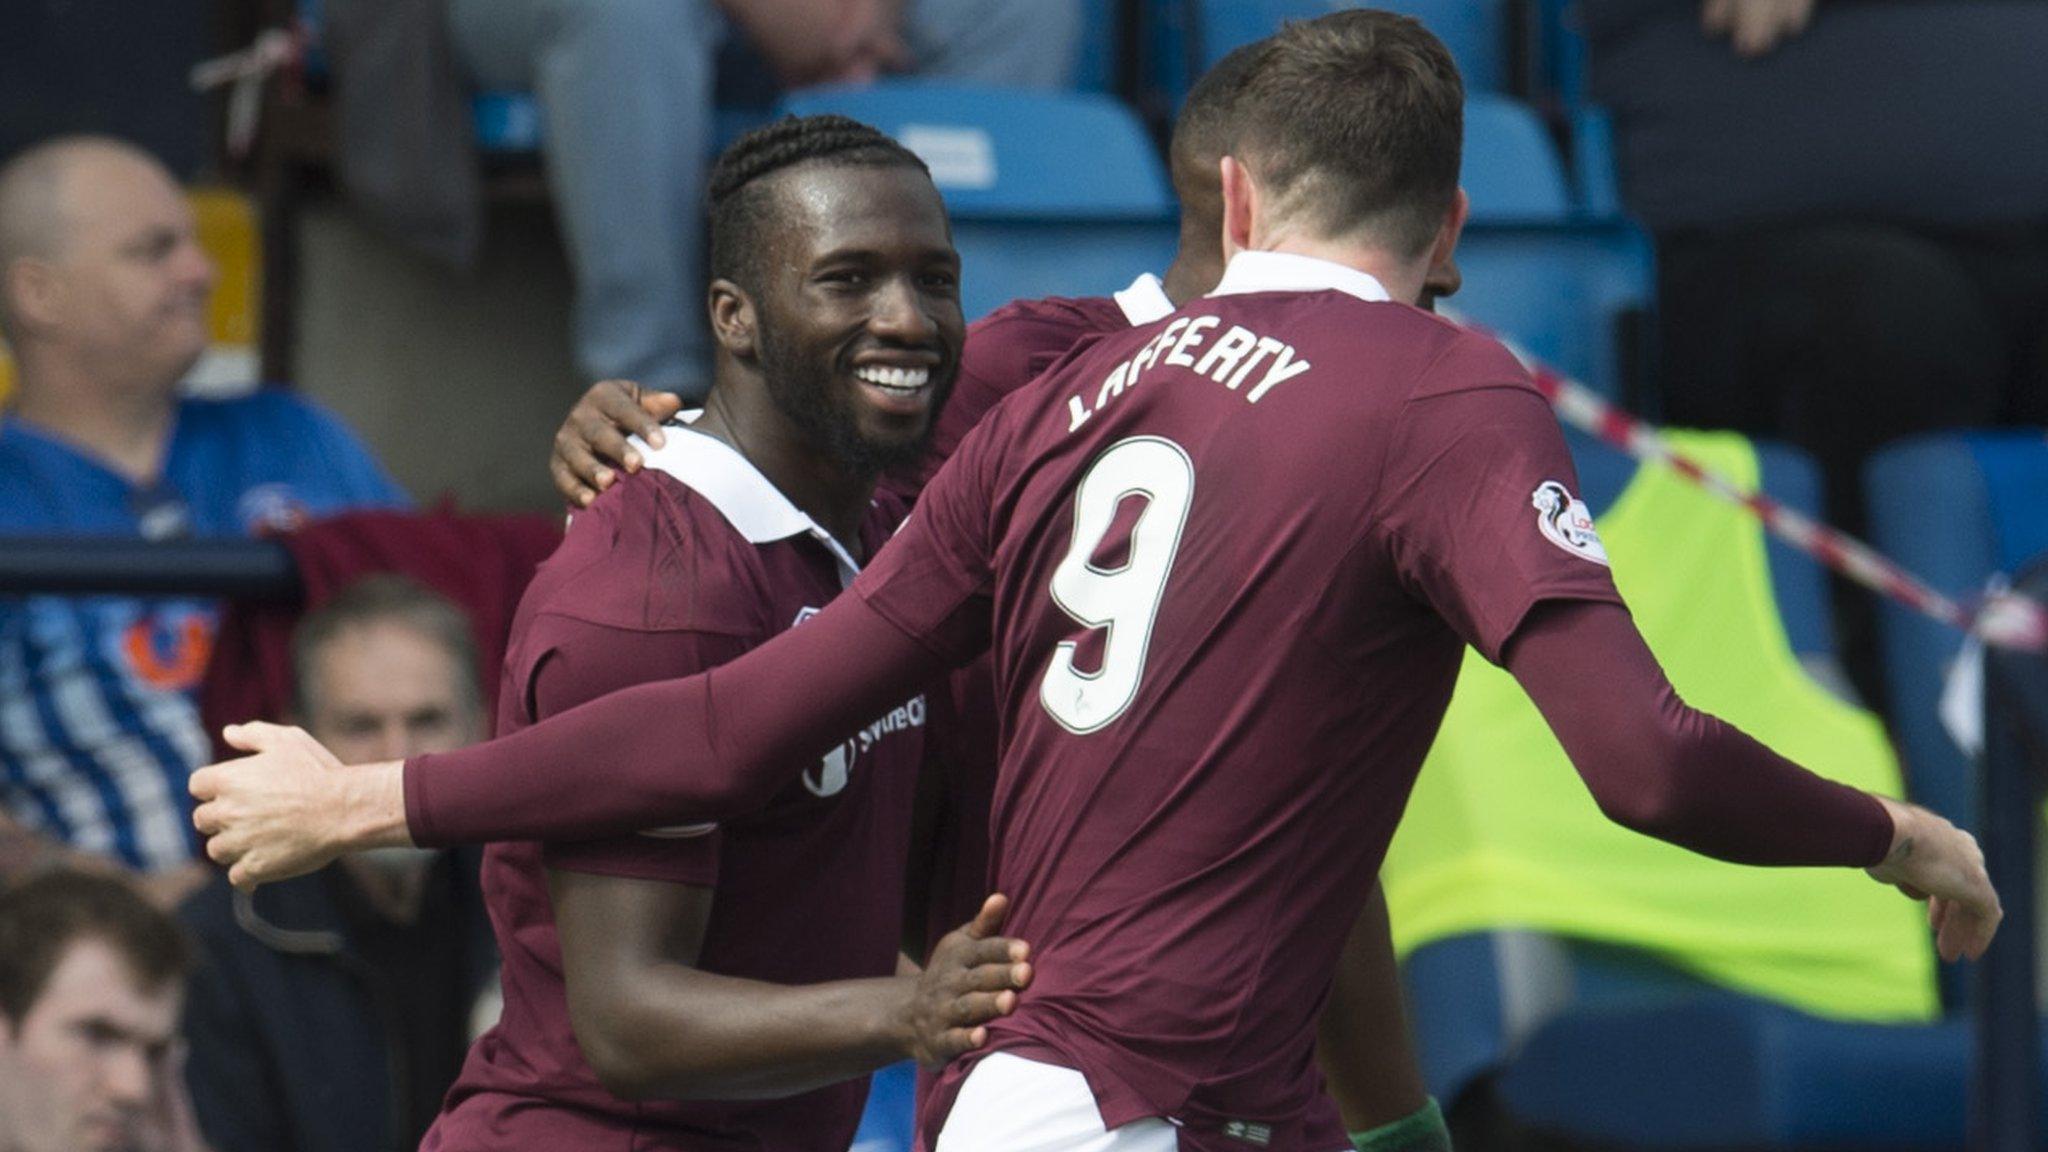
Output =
[
  {"x1": 627, "y1": 412, "x2": 866, "y2": 580},
  {"x1": 1112, "y1": 272, "x2": 1175, "y2": 325},
  {"x1": 1207, "y1": 250, "x2": 1392, "y2": 304}
]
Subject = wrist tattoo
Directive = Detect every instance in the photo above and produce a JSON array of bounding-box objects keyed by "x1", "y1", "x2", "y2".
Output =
[{"x1": 1888, "y1": 835, "x2": 1915, "y2": 864}]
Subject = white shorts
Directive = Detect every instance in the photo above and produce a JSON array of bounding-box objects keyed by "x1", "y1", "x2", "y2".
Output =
[{"x1": 935, "y1": 1053, "x2": 1180, "y2": 1152}]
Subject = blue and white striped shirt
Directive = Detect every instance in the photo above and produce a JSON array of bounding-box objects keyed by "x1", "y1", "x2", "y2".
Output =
[{"x1": 0, "y1": 393, "x2": 408, "y2": 871}]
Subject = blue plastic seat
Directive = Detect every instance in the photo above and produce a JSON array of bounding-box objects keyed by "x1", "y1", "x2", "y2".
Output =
[
  {"x1": 1190, "y1": 0, "x2": 1510, "y2": 94},
  {"x1": 1460, "y1": 94, "x2": 1572, "y2": 221},
  {"x1": 849, "y1": 1060, "x2": 918, "y2": 1152},
  {"x1": 1447, "y1": 95, "x2": 1653, "y2": 402},
  {"x1": 1866, "y1": 433, "x2": 2048, "y2": 838},
  {"x1": 780, "y1": 82, "x2": 1179, "y2": 320}
]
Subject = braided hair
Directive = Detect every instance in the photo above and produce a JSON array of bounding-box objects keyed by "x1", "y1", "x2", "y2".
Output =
[{"x1": 707, "y1": 114, "x2": 932, "y2": 291}]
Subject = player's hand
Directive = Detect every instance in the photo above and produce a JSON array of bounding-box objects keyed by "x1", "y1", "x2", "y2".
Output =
[
  {"x1": 550, "y1": 380, "x2": 681, "y2": 509},
  {"x1": 902, "y1": 893, "x2": 1033, "y2": 1068},
  {"x1": 1867, "y1": 796, "x2": 2001, "y2": 962},
  {"x1": 1701, "y1": 0, "x2": 1814, "y2": 56},
  {"x1": 189, "y1": 722, "x2": 407, "y2": 890}
]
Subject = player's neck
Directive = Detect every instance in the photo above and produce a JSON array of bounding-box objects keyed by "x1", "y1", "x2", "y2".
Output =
[
  {"x1": 692, "y1": 388, "x2": 877, "y2": 558},
  {"x1": 1236, "y1": 236, "x2": 1428, "y2": 307}
]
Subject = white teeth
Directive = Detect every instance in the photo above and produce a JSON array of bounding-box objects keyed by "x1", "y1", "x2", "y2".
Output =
[{"x1": 854, "y1": 365, "x2": 930, "y2": 392}]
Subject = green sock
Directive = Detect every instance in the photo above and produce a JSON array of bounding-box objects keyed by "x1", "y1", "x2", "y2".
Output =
[{"x1": 1350, "y1": 1097, "x2": 1450, "y2": 1152}]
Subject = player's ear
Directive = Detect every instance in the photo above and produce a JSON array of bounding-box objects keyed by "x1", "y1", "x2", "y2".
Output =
[
  {"x1": 1218, "y1": 155, "x2": 1256, "y2": 259},
  {"x1": 708, "y1": 279, "x2": 759, "y2": 360},
  {"x1": 1430, "y1": 188, "x2": 1470, "y2": 282}
]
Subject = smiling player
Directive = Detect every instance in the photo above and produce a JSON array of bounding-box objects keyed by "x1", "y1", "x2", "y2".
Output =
[{"x1": 409, "y1": 116, "x2": 1031, "y2": 1151}]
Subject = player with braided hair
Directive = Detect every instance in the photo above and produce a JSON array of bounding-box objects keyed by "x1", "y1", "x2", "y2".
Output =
[{"x1": 406, "y1": 116, "x2": 1031, "y2": 1152}]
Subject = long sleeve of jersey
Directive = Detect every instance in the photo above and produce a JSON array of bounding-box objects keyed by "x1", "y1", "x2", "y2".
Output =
[
  {"x1": 1505, "y1": 599, "x2": 1895, "y2": 867},
  {"x1": 405, "y1": 594, "x2": 957, "y2": 846}
]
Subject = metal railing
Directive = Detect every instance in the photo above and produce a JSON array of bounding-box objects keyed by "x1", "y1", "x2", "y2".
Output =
[{"x1": 0, "y1": 537, "x2": 300, "y2": 599}]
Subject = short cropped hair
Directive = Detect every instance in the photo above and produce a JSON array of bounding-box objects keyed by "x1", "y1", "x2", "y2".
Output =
[
  {"x1": 289, "y1": 575, "x2": 482, "y2": 720},
  {"x1": 1227, "y1": 10, "x2": 1463, "y2": 257},
  {"x1": 0, "y1": 870, "x2": 192, "y2": 1026},
  {"x1": 1171, "y1": 37, "x2": 1275, "y2": 176},
  {"x1": 706, "y1": 114, "x2": 932, "y2": 292}
]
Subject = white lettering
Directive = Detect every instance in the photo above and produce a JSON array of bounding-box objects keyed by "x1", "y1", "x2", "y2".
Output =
[
  {"x1": 1141, "y1": 318, "x2": 1190, "y2": 374},
  {"x1": 1165, "y1": 316, "x2": 1219, "y2": 368},
  {"x1": 1224, "y1": 337, "x2": 1285, "y2": 392},
  {"x1": 1067, "y1": 393, "x2": 1094, "y2": 432},
  {"x1": 1095, "y1": 359, "x2": 1133, "y2": 409},
  {"x1": 1245, "y1": 343, "x2": 1312, "y2": 403},
  {"x1": 1194, "y1": 325, "x2": 1259, "y2": 383}
]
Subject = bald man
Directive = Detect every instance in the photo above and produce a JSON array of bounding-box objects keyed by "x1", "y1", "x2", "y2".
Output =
[{"x1": 0, "y1": 136, "x2": 407, "y2": 903}]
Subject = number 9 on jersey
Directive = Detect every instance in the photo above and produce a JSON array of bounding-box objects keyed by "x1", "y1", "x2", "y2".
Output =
[{"x1": 1040, "y1": 437, "x2": 1195, "y2": 733}]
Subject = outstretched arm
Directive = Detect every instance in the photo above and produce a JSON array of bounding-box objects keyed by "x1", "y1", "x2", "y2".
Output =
[
  {"x1": 191, "y1": 593, "x2": 965, "y2": 886},
  {"x1": 1507, "y1": 599, "x2": 2000, "y2": 961}
]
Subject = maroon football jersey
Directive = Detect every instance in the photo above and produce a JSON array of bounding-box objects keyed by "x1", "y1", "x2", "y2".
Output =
[
  {"x1": 891, "y1": 281, "x2": 1427, "y2": 1152},
  {"x1": 899, "y1": 285, "x2": 1167, "y2": 956},
  {"x1": 857, "y1": 251, "x2": 1624, "y2": 1148},
  {"x1": 425, "y1": 428, "x2": 925, "y2": 1151}
]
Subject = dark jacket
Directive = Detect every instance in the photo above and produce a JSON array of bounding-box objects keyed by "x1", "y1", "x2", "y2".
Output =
[{"x1": 178, "y1": 853, "x2": 497, "y2": 1152}]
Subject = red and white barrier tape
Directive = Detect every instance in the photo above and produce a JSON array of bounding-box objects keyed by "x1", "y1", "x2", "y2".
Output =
[{"x1": 1462, "y1": 323, "x2": 2048, "y2": 654}]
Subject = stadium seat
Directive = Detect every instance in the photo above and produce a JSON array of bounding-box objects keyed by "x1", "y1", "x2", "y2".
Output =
[
  {"x1": 780, "y1": 82, "x2": 1179, "y2": 320},
  {"x1": 1530, "y1": 0, "x2": 1590, "y2": 106},
  {"x1": 849, "y1": 1060, "x2": 918, "y2": 1152},
  {"x1": 1187, "y1": 0, "x2": 1511, "y2": 95},
  {"x1": 1866, "y1": 433, "x2": 2048, "y2": 841},
  {"x1": 1448, "y1": 95, "x2": 1654, "y2": 403},
  {"x1": 1567, "y1": 105, "x2": 1624, "y2": 220},
  {"x1": 1444, "y1": 224, "x2": 1653, "y2": 404},
  {"x1": 1074, "y1": 0, "x2": 1128, "y2": 94},
  {"x1": 1460, "y1": 94, "x2": 1571, "y2": 221}
]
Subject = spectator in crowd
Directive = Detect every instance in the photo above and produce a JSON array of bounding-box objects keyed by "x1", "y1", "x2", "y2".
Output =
[
  {"x1": 1581, "y1": 0, "x2": 2048, "y2": 525},
  {"x1": 0, "y1": 136, "x2": 408, "y2": 903},
  {"x1": 0, "y1": 869, "x2": 205, "y2": 1152},
  {"x1": 445, "y1": 0, "x2": 1082, "y2": 399},
  {"x1": 177, "y1": 576, "x2": 497, "y2": 1152}
]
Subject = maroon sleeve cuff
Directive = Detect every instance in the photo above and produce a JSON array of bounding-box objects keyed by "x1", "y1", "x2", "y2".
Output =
[
  {"x1": 1854, "y1": 791, "x2": 1897, "y2": 869},
  {"x1": 403, "y1": 753, "x2": 445, "y2": 849}
]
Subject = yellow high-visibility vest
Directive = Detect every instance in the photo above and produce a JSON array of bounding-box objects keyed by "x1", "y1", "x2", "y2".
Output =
[{"x1": 1383, "y1": 431, "x2": 1938, "y2": 1022}]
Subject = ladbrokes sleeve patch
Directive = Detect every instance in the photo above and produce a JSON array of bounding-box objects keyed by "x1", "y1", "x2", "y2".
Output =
[{"x1": 1532, "y1": 481, "x2": 1609, "y2": 565}]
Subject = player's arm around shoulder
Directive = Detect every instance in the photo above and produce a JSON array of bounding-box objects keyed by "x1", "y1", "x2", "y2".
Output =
[{"x1": 551, "y1": 869, "x2": 1033, "y2": 1101}]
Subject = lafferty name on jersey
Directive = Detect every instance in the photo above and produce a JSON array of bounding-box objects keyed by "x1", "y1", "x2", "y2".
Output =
[{"x1": 1066, "y1": 315, "x2": 1312, "y2": 433}]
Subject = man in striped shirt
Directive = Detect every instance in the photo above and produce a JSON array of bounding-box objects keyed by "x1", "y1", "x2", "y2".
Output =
[{"x1": 0, "y1": 137, "x2": 406, "y2": 902}]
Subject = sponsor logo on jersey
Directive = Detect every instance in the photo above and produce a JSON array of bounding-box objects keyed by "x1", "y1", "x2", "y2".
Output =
[
  {"x1": 803, "y1": 696, "x2": 928, "y2": 797},
  {"x1": 1222, "y1": 1120, "x2": 1273, "y2": 1146},
  {"x1": 1531, "y1": 480, "x2": 1609, "y2": 566},
  {"x1": 789, "y1": 603, "x2": 928, "y2": 796}
]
